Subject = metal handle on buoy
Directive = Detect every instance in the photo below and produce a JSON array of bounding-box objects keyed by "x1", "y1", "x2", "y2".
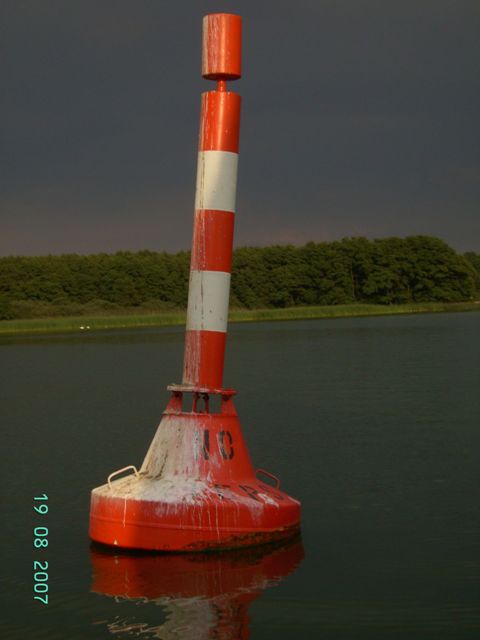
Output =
[
  {"x1": 255, "y1": 468, "x2": 281, "y2": 489},
  {"x1": 107, "y1": 465, "x2": 139, "y2": 489}
]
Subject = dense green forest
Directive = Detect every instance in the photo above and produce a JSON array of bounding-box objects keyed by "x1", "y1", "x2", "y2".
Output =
[{"x1": 0, "y1": 236, "x2": 478, "y2": 320}]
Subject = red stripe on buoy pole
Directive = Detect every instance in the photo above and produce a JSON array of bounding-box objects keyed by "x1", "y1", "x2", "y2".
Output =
[
  {"x1": 191, "y1": 210, "x2": 235, "y2": 272},
  {"x1": 183, "y1": 14, "x2": 242, "y2": 391}
]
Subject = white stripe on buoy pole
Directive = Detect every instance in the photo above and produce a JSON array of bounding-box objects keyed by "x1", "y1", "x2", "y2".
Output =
[
  {"x1": 186, "y1": 270, "x2": 231, "y2": 333},
  {"x1": 194, "y1": 151, "x2": 239, "y2": 212}
]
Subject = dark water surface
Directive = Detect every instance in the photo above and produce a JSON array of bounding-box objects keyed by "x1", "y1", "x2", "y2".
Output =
[{"x1": 1, "y1": 313, "x2": 479, "y2": 638}]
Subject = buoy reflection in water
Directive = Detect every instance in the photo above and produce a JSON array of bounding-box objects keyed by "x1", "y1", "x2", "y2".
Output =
[{"x1": 90, "y1": 537, "x2": 304, "y2": 639}]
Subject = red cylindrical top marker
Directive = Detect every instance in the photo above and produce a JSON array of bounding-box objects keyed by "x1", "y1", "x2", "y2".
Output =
[{"x1": 202, "y1": 13, "x2": 242, "y2": 80}]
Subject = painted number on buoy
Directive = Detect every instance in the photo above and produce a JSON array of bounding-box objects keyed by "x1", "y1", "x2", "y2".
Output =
[
  {"x1": 202, "y1": 429, "x2": 210, "y2": 460},
  {"x1": 239, "y1": 484, "x2": 260, "y2": 501},
  {"x1": 218, "y1": 430, "x2": 234, "y2": 459},
  {"x1": 213, "y1": 483, "x2": 231, "y2": 500},
  {"x1": 33, "y1": 494, "x2": 49, "y2": 605},
  {"x1": 201, "y1": 430, "x2": 235, "y2": 460}
]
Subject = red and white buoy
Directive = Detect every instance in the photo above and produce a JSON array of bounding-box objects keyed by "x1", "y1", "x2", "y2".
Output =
[{"x1": 89, "y1": 13, "x2": 301, "y2": 551}]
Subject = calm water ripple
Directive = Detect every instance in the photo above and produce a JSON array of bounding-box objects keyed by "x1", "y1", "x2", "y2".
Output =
[{"x1": 2, "y1": 313, "x2": 479, "y2": 638}]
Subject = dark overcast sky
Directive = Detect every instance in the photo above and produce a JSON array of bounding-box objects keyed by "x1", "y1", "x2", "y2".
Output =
[{"x1": 1, "y1": 0, "x2": 479, "y2": 256}]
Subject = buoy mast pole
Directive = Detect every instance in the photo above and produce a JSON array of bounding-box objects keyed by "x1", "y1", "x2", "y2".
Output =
[{"x1": 182, "y1": 14, "x2": 242, "y2": 392}]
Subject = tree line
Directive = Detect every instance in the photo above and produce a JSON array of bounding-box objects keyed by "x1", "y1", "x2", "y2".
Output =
[{"x1": 0, "y1": 236, "x2": 478, "y2": 320}]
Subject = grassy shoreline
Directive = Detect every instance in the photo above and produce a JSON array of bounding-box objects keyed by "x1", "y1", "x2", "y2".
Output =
[{"x1": 0, "y1": 302, "x2": 479, "y2": 335}]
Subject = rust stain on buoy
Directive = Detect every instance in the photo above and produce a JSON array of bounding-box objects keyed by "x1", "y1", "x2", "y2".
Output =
[{"x1": 89, "y1": 13, "x2": 301, "y2": 551}]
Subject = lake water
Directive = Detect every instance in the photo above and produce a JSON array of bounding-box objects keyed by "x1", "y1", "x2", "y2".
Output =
[{"x1": 1, "y1": 312, "x2": 479, "y2": 638}]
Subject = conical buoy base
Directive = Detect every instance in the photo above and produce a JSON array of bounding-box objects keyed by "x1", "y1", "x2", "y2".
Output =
[{"x1": 89, "y1": 387, "x2": 301, "y2": 551}]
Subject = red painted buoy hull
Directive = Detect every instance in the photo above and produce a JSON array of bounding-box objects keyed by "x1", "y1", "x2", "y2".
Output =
[{"x1": 89, "y1": 489, "x2": 300, "y2": 551}]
